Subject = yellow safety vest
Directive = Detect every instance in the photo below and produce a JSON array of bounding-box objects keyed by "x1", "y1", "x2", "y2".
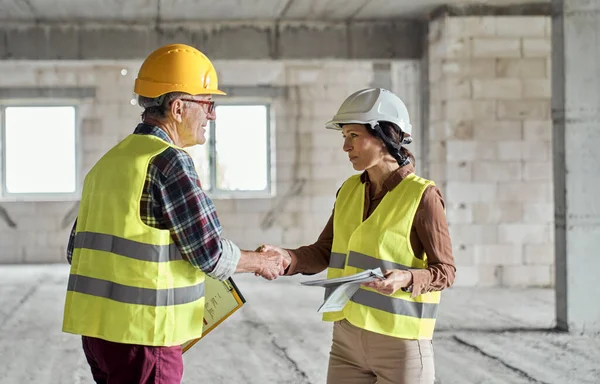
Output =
[
  {"x1": 62, "y1": 134, "x2": 206, "y2": 346},
  {"x1": 323, "y1": 173, "x2": 441, "y2": 340}
]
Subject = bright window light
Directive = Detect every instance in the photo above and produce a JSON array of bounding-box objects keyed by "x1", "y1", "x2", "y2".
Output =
[
  {"x1": 215, "y1": 105, "x2": 269, "y2": 191},
  {"x1": 186, "y1": 127, "x2": 212, "y2": 190},
  {"x1": 4, "y1": 106, "x2": 77, "y2": 194},
  {"x1": 184, "y1": 104, "x2": 271, "y2": 195}
]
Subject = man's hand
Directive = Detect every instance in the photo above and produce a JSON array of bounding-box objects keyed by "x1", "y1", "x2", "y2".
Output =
[
  {"x1": 254, "y1": 247, "x2": 291, "y2": 280},
  {"x1": 255, "y1": 244, "x2": 291, "y2": 280},
  {"x1": 361, "y1": 269, "x2": 413, "y2": 295},
  {"x1": 236, "y1": 248, "x2": 291, "y2": 280}
]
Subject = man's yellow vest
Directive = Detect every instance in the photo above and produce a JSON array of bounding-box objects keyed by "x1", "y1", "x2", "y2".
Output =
[
  {"x1": 62, "y1": 134, "x2": 206, "y2": 346},
  {"x1": 323, "y1": 173, "x2": 441, "y2": 340}
]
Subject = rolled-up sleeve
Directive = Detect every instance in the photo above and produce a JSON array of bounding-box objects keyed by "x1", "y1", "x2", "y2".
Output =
[{"x1": 210, "y1": 238, "x2": 241, "y2": 280}]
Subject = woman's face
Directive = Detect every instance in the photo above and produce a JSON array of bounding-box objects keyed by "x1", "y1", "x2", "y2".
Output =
[{"x1": 341, "y1": 124, "x2": 388, "y2": 171}]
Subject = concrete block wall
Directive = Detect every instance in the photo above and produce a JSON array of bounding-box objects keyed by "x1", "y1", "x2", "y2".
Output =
[
  {"x1": 0, "y1": 62, "x2": 143, "y2": 263},
  {"x1": 0, "y1": 59, "x2": 421, "y2": 263},
  {"x1": 428, "y1": 15, "x2": 554, "y2": 287}
]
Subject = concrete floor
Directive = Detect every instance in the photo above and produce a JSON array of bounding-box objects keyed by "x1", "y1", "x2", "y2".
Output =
[{"x1": 0, "y1": 265, "x2": 598, "y2": 384}]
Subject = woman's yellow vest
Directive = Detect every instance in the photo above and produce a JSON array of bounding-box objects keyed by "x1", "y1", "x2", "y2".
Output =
[
  {"x1": 62, "y1": 134, "x2": 206, "y2": 346},
  {"x1": 323, "y1": 173, "x2": 441, "y2": 340}
]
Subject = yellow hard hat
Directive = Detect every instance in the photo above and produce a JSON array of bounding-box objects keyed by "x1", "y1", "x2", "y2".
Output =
[{"x1": 134, "y1": 43, "x2": 226, "y2": 98}]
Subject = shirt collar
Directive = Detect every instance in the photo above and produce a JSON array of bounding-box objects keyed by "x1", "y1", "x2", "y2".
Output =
[
  {"x1": 133, "y1": 123, "x2": 174, "y2": 145},
  {"x1": 359, "y1": 162, "x2": 416, "y2": 192}
]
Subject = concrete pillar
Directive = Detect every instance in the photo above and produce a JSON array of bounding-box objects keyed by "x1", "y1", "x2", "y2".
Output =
[{"x1": 552, "y1": 0, "x2": 600, "y2": 333}]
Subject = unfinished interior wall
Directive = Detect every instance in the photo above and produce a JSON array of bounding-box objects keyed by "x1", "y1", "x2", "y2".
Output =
[
  {"x1": 0, "y1": 59, "x2": 421, "y2": 263},
  {"x1": 0, "y1": 14, "x2": 555, "y2": 289},
  {"x1": 428, "y1": 15, "x2": 553, "y2": 287}
]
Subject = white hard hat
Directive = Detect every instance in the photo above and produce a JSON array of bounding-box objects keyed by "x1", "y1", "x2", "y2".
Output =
[{"x1": 325, "y1": 88, "x2": 412, "y2": 137}]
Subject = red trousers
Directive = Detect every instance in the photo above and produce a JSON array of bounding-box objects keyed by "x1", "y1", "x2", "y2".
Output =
[{"x1": 82, "y1": 336, "x2": 184, "y2": 384}]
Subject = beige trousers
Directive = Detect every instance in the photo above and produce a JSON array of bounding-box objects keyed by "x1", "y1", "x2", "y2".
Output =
[{"x1": 326, "y1": 320, "x2": 435, "y2": 384}]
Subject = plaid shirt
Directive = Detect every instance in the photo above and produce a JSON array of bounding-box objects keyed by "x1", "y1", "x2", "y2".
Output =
[{"x1": 67, "y1": 124, "x2": 239, "y2": 280}]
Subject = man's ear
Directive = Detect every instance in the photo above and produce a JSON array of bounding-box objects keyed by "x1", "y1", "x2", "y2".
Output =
[{"x1": 170, "y1": 99, "x2": 184, "y2": 123}]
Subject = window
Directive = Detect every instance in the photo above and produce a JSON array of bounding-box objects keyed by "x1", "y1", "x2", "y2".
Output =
[
  {"x1": 1, "y1": 105, "x2": 79, "y2": 200},
  {"x1": 186, "y1": 104, "x2": 271, "y2": 197}
]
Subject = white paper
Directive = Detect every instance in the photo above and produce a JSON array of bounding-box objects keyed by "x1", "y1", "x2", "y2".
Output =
[
  {"x1": 302, "y1": 268, "x2": 386, "y2": 313},
  {"x1": 301, "y1": 268, "x2": 385, "y2": 287},
  {"x1": 317, "y1": 282, "x2": 362, "y2": 313}
]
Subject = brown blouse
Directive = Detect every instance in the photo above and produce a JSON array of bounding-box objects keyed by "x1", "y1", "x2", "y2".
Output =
[{"x1": 286, "y1": 163, "x2": 456, "y2": 298}]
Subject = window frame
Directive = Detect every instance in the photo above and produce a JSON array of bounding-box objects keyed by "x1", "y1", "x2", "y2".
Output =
[
  {"x1": 0, "y1": 100, "x2": 82, "y2": 202},
  {"x1": 202, "y1": 100, "x2": 274, "y2": 199}
]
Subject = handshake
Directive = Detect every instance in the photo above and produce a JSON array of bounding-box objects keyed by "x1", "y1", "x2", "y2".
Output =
[{"x1": 251, "y1": 244, "x2": 291, "y2": 280}]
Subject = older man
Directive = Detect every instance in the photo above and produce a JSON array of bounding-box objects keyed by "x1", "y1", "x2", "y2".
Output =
[{"x1": 62, "y1": 44, "x2": 289, "y2": 384}]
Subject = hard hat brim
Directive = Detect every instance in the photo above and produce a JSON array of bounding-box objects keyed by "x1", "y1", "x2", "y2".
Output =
[
  {"x1": 134, "y1": 78, "x2": 226, "y2": 98},
  {"x1": 325, "y1": 118, "x2": 412, "y2": 138},
  {"x1": 325, "y1": 118, "x2": 377, "y2": 131}
]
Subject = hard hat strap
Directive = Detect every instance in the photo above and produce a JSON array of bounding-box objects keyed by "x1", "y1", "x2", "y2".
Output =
[
  {"x1": 372, "y1": 123, "x2": 410, "y2": 167},
  {"x1": 141, "y1": 94, "x2": 167, "y2": 108}
]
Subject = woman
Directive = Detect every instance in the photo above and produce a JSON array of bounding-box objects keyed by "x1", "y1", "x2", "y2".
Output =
[{"x1": 262, "y1": 88, "x2": 455, "y2": 384}]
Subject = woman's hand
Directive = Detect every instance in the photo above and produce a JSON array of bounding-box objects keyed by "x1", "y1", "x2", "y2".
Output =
[{"x1": 361, "y1": 269, "x2": 413, "y2": 295}]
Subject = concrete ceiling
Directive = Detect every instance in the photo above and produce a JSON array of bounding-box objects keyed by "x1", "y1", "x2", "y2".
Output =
[{"x1": 0, "y1": 0, "x2": 549, "y2": 22}]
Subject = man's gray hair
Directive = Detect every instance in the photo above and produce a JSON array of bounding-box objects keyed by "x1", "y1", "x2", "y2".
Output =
[{"x1": 138, "y1": 92, "x2": 190, "y2": 120}]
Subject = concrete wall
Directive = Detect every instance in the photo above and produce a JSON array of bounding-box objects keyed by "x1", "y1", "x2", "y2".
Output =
[
  {"x1": 0, "y1": 59, "x2": 421, "y2": 263},
  {"x1": 428, "y1": 15, "x2": 554, "y2": 287},
  {"x1": 0, "y1": 21, "x2": 422, "y2": 60},
  {"x1": 0, "y1": 14, "x2": 557, "y2": 289}
]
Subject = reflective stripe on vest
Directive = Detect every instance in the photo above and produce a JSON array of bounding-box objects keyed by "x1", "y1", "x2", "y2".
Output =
[
  {"x1": 325, "y1": 251, "x2": 438, "y2": 319},
  {"x1": 69, "y1": 231, "x2": 204, "y2": 305},
  {"x1": 352, "y1": 290, "x2": 438, "y2": 319},
  {"x1": 74, "y1": 231, "x2": 183, "y2": 263},
  {"x1": 328, "y1": 251, "x2": 411, "y2": 271},
  {"x1": 68, "y1": 274, "x2": 204, "y2": 306},
  {"x1": 328, "y1": 252, "x2": 347, "y2": 269},
  {"x1": 325, "y1": 251, "x2": 411, "y2": 299}
]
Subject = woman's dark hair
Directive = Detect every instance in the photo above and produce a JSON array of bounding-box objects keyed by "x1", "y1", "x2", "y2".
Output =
[{"x1": 367, "y1": 121, "x2": 415, "y2": 166}]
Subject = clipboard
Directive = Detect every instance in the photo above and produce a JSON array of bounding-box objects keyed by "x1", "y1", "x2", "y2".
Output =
[{"x1": 181, "y1": 276, "x2": 246, "y2": 353}]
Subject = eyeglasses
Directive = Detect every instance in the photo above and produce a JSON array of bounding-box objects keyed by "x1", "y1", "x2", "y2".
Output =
[{"x1": 180, "y1": 99, "x2": 215, "y2": 114}]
